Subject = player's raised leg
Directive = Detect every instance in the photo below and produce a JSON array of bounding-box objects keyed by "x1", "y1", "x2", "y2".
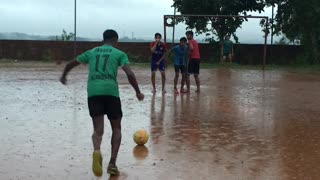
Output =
[{"x1": 91, "y1": 115, "x2": 104, "y2": 177}]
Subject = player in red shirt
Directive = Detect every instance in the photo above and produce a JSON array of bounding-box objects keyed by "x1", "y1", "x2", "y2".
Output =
[{"x1": 183, "y1": 31, "x2": 201, "y2": 93}]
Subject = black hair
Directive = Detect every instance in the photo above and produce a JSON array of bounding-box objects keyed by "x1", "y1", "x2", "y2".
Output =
[
  {"x1": 155, "y1": 33, "x2": 162, "y2": 38},
  {"x1": 103, "y1": 29, "x2": 118, "y2": 41},
  {"x1": 180, "y1": 37, "x2": 187, "y2": 42},
  {"x1": 185, "y1": 31, "x2": 193, "y2": 36}
]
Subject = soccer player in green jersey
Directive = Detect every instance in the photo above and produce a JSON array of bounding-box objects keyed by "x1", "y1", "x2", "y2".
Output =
[
  {"x1": 221, "y1": 35, "x2": 234, "y2": 64},
  {"x1": 60, "y1": 29, "x2": 144, "y2": 177}
]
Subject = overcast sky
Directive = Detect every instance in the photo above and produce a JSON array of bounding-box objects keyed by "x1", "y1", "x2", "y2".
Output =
[{"x1": 1, "y1": 0, "x2": 275, "y2": 43}]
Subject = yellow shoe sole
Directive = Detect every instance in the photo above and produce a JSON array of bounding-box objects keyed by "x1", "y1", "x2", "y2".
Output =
[{"x1": 92, "y1": 152, "x2": 103, "y2": 177}]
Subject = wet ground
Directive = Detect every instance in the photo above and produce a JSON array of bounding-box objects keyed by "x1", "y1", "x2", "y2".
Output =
[{"x1": 0, "y1": 62, "x2": 320, "y2": 180}]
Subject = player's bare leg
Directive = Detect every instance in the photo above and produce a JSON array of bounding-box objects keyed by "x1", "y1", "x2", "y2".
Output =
[
  {"x1": 229, "y1": 54, "x2": 233, "y2": 64},
  {"x1": 151, "y1": 71, "x2": 156, "y2": 93},
  {"x1": 92, "y1": 115, "x2": 104, "y2": 177},
  {"x1": 174, "y1": 72, "x2": 179, "y2": 93},
  {"x1": 183, "y1": 74, "x2": 191, "y2": 93},
  {"x1": 92, "y1": 115, "x2": 104, "y2": 150},
  {"x1": 107, "y1": 117, "x2": 122, "y2": 176},
  {"x1": 180, "y1": 73, "x2": 186, "y2": 92},
  {"x1": 160, "y1": 71, "x2": 166, "y2": 93},
  {"x1": 194, "y1": 75, "x2": 200, "y2": 93},
  {"x1": 221, "y1": 56, "x2": 226, "y2": 64}
]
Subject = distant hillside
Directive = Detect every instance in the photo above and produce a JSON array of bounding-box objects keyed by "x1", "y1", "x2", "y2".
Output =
[
  {"x1": 0, "y1": 32, "x2": 151, "y2": 42},
  {"x1": 0, "y1": 32, "x2": 269, "y2": 44},
  {"x1": 0, "y1": 32, "x2": 95, "y2": 41},
  {"x1": 118, "y1": 36, "x2": 150, "y2": 42}
]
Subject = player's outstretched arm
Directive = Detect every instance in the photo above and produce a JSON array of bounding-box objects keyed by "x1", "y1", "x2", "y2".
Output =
[
  {"x1": 156, "y1": 44, "x2": 168, "y2": 65},
  {"x1": 150, "y1": 41, "x2": 158, "y2": 53},
  {"x1": 157, "y1": 52, "x2": 167, "y2": 65},
  {"x1": 122, "y1": 64, "x2": 144, "y2": 101},
  {"x1": 187, "y1": 43, "x2": 194, "y2": 57},
  {"x1": 161, "y1": 48, "x2": 172, "y2": 64},
  {"x1": 60, "y1": 59, "x2": 80, "y2": 85},
  {"x1": 162, "y1": 48, "x2": 173, "y2": 58}
]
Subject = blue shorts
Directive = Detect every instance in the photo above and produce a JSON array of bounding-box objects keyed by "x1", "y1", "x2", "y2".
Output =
[{"x1": 151, "y1": 60, "x2": 165, "y2": 72}]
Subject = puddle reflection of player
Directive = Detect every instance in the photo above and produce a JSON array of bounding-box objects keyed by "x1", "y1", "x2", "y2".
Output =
[
  {"x1": 172, "y1": 94, "x2": 200, "y2": 150},
  {"x1": 150, "y1": 94, "x2": 165, "y2": 144}
]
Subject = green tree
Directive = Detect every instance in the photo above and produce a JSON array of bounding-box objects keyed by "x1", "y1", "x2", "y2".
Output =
[
  {"x1": 61, "y1": 29, "x2": 74, "y2": 41},
  {"x1": 269, "y1": 0, "x2": 320, "y2": 64},
  {"x1": 172, "y1": 0, "x2": 265, "y2": 43},
  {"x1": 274, "y1": 36, "x2": 289, "y2": 45}
]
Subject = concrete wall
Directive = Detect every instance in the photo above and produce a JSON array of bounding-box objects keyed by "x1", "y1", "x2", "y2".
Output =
[{"x1": 0, "y1": 40, "x2": 304, "y2": 64}]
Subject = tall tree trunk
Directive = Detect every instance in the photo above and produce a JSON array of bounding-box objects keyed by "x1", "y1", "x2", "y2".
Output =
[
  {"x1": 218, "y1": 33, "x2": 224, "y2": 63},
  {"x1": 310, "y1": 32, "x2": 319, "y2": 64},
  {"x1": 211, "y1": 20, "x2": 225, "y2": 63}
]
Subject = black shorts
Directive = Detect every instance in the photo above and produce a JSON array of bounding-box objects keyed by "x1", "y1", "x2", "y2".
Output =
[
  {"x1": 88, "y1": 95, "x2": 122, "y2": 119},
  {"x1": 174, "y1": 65, "x2": 185, "y2": 73},
  {"x1": 223, "y1": 52, "x2": 231, "y2": 57},
  {"x1": 187, "y1": 59, "x2": 200, "y2": 75}
]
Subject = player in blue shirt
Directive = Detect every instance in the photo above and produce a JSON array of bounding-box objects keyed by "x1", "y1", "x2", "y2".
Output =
[{"x1": 168, "y1": 37, "x2": 188, "y2": 94}]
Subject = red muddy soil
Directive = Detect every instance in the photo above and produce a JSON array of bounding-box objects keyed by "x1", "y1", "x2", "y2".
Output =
[{"x1": 0, "y1": 62, "x2": 319, "y2": 180}]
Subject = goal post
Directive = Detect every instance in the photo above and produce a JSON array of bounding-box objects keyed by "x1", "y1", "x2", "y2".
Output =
[{"x1": 163, "y1": 14, "x2": 269, "y2": 69}]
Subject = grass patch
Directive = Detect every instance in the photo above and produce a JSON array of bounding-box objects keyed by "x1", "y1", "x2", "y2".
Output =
[
  {"x1": 200, "y1": 63, "x2": 320, "y2": 73},
  {"x1": 1, "y1": 58, "x2": 319, "y2": 73},
  {"x1": 266, "y1": 64, "x2": 320, "y2": 73}
]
